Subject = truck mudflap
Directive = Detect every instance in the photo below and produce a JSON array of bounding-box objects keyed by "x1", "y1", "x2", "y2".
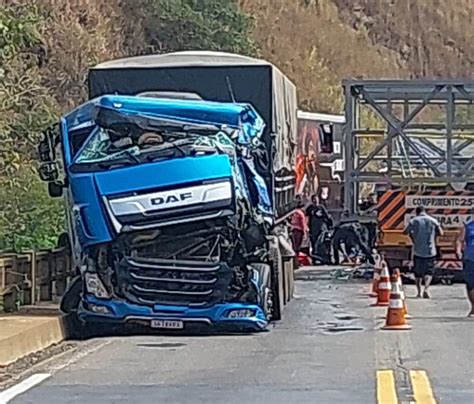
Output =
[{"x1": 78, "y1": 294, "x2": 268, "y2": 331}]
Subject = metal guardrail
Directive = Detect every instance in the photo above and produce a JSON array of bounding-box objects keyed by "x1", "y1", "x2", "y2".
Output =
[{"x1": 0, "y1": 248, "x2": 72, "y2": 312}]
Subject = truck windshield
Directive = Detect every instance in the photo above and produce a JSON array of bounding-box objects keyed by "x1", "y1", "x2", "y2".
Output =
[
  {"x1": 74, "y1": 126, "x2": 140, "y2": 165},
  {"x1": 72, "y1": 125, "x2": 231, "y2": 170}
]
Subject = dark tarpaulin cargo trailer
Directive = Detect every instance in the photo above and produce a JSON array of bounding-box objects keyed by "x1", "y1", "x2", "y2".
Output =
[{"x1": 88, "y1": 51, "x2": 298, "y2": 217}]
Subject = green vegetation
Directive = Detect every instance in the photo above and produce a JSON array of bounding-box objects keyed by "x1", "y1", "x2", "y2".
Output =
[
  {"x1": 0, "y1": 0, "x2": 256, "y2": 252},
  {"x1": 0, "y1": 0, "x2": 472, "y2": 251},
  {"x1": 0, "y1": 3, "x2": 63, "y2": 251},
  {"x1": 130, "y1": 0, "x2": 257, "y2": 55}
]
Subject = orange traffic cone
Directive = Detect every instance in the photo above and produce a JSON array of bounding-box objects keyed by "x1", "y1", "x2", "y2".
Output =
[
  {"x1": 372, "y1": 260, "x2": 391, "y2": 306},
  {"x1": 393, "y1": 268, "x2": 413, "y2": 320},
  {"x1": 381, "y1": 274, "x2": 412, "y2": 330},
  {"x1": 370, "y1": 254, "x2": 382, "y2": 297}
]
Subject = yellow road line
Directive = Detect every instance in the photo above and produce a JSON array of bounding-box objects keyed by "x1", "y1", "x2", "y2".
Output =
[
  {"x1": 410, "y1": 370, "x2": 437, "y2": 404},
  {"x1": 376, "y1": 370, "x2": 398, "y2": 404}
]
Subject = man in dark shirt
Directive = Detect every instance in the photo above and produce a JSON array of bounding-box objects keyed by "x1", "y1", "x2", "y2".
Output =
[
  {"x1": 306, "y1": 195, "x2": 333, "y2": 262},
  {"x1": 404, "y1": 206, "x2": 443, "y2": 298}
]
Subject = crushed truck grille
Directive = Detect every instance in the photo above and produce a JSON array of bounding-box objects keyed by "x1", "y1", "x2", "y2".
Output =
[{"x1": 117, "y1": 257, "x2": 234, "y2": 306}]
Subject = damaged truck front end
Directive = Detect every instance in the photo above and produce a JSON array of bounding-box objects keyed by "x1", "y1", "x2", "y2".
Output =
[
  {"x1": 80, "y1": 223, "x2": 271, "y2": 330},
  {"x1": 57, "y1": 95, "x2": 277, "y2": 332}
]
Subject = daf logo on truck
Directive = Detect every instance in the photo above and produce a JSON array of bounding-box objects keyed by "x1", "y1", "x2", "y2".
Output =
[{"x1": 151, "y1": 191, "x2": 193, "y2": 207}]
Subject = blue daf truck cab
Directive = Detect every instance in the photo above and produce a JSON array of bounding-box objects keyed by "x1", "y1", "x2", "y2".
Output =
[{"x1": 37, "y1": 51, "x2": 298, "y2": 334}]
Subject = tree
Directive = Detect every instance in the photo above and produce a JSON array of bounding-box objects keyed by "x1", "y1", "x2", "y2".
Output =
[
  {"x1": 0, "y1": 3, "x2": 63, "y2": 252},
  {"x1": 122, "y1": 0, "x2": 257, "y2": 56},
  {"x1": 0, "y1": 0, "x2": 257, "y2": 252}
]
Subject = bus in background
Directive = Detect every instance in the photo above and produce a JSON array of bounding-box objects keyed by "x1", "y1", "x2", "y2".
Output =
[{"x1": 296, "y1": 110, "x2": 344, "y2": 217}]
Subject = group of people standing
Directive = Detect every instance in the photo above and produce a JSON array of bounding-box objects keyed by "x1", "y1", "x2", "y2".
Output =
[
  {"x1": 292, "y1": 198, "x2": 474, "y2": 317},
  {"x1": 291, "y1": 195, "x2": 374, "y2": 266},
  {"x1": 291, "y1": 194, "x2": 474, "y2": 317}
]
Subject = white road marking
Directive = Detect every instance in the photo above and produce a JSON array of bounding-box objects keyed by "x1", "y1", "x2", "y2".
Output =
[
  {"x1": 49, "y1": 339, "x2": 112, "y2": 373},
  {"x1": 0, "y1": 373, "x2": 51, "y2": 403},
  {"x1": 0, "y1": 339, "x2": 111, "y2": 403}
]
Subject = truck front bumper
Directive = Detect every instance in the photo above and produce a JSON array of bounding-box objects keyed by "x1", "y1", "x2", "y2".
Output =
[{"x1": 78, "y1": 294, "x2": 268, "y2": 331}]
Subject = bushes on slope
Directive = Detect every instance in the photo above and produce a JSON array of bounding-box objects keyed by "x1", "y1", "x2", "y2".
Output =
[
  {"x1": 0, "y1": 0, "x2": 257, "y2": 251},
  {"x1": 0, "y1": 3, "x2": 63, "y2": 251},
  {"x1": 121, "y1": 0, "x2": 257, "y2": 56}
]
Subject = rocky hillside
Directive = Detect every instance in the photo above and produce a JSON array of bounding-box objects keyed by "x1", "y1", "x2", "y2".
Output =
[
  {"x1": 239, "y1": 0, "x2": 473, "y2": 111},
  {"x1": 332, "y1": 0, "x2": 473, "y2": 78},
  {"x1": 0, "y1": 0, "x2": 472, "y2": 250}
]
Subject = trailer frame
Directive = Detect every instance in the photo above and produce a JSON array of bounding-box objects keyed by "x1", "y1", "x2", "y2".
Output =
[{"x1": 342, "y1": 80, "x2": 474, "y2": 214}]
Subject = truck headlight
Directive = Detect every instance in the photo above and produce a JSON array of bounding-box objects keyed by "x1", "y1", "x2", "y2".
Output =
[
  {"x1": 227, "y1": 309, "x2": 255, "y2": 319},
  {"x1": 89, "y1": 304, "x2": 111, "y2": 314},
  {"x1": 84, "y1": 272, "x2": 110, "y2": 299}
]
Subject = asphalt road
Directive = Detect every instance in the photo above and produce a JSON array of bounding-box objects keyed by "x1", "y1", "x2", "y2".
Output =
[{"x1": 3, "y1": 267, "x2": 474, "y2": 404}]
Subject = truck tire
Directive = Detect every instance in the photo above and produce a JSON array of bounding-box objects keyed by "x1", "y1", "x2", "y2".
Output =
[
  {"x1": 277, "y1": 232, "x2": 295, "y2": 305},
  {"x1": 250, "y1": 263, "x2": 273, "y2": 321},
  {"x1": 283, "y1": 259, "x2": 290, "y2": 304},
  {"x1": 269, "y1": 238, "x2": 285, "y2": 321},
  {"x1": 284, "y1": 258, "x2": 295, "y2": 302},
  {"x1": 63, "y1": 313, "x2": 90, "y2": 340},
  {"x1": 60, "y1": 276, "x2": 82, "y2": 314}
]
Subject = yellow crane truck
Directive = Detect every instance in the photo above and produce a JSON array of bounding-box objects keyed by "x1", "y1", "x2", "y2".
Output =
[
  {"x1": 341, "y1": 79, "x2": 474, "y2": 280},
  {"x1": 377, "y1": 188, "x2": 473, "y2": 279}
]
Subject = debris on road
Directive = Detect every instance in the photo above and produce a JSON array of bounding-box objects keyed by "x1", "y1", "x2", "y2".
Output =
[{"x1": 0, "y1": 341, "x2": 77, "y2": 390}]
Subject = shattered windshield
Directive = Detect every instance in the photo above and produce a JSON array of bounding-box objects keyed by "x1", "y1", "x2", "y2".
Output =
[
  {"x1": 73, "y1": 125, "x2": 235, "y2": 168},
  {"x1": 74, "y1": 127, "x2": 137, "y2": 164}
]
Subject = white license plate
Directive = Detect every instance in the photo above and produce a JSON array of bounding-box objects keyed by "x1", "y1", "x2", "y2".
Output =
[{"x1": 150, "y1": 319, "x2": 184, "y2": 329}]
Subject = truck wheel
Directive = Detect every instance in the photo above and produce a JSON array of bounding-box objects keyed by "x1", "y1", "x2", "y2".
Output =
[
  {"x1": 272, "y1": 271, "x2": 285, "y2": 321},
  {"x1": 60, "y1": 276, "x2": 82, "y2": 314},
  {"x1": 64, "y1": 313, "x2": 86, "y2": 340},
  {"x1": 283, "y1": 257, "x2": 295, "y2": 303},
  {"x1": 64, "y1": 312, "x2": 102, "y2": 340},
  {"x1": 264, "y1": 287, "x2": 274, "y2": 321},
  {"x1": 289, "y1": 258, "x2": 295, "y2": 299},
  {"x1": 270, "y1": 240, "x2": 285, "y2": 321},
  {"x1": 249, "y1": 263, "x2": 274, "y2": 321}
]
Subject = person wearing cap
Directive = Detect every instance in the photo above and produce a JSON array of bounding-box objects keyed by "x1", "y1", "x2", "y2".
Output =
[
  {"x1": 404, "y1": 206, "x2": 443, "y2": 298},
  {"x1": 456, "y1": 208, "x2": 474, "y2": 317}
]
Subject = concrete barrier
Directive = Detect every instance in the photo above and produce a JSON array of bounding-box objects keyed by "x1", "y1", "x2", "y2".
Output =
[{"x1": 0, "y1": 315, "x2": 66, "y2": 366}]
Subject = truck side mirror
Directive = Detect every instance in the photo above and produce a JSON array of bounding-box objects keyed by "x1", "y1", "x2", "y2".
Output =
[
  {"x1": 48, "y1": 182, "x2": 64, "y2": 198},
  {"x1": 37, "y1": 124, "x2": 65, "y2": 193},
  {"x1": 320, "y1": 123, "x2": 334, "y2": 154},
  {"x1": 38, "y1": 138, "x2": 53, "y2": 162},
  {"x1": 38, "y1": 125, "x2": 59, "y2": 163},
  {"x1": 38, "y1": 162, "x2": 59, "y2": 182}
]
